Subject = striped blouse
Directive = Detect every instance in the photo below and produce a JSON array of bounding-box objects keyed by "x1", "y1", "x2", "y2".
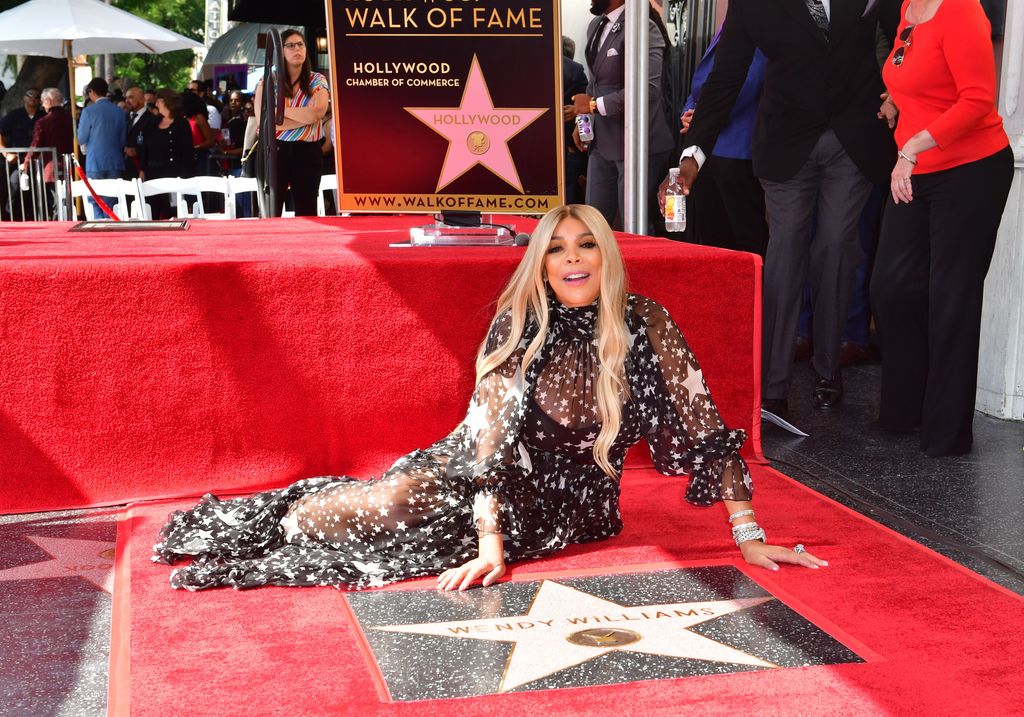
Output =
[{"x1": 275, "y1": 71, "x2": 329, "y2": 142}]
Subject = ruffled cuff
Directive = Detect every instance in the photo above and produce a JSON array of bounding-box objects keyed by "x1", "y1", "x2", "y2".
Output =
[{"x1": 677, "y1": 428, "x2": 752, "y2": 506}]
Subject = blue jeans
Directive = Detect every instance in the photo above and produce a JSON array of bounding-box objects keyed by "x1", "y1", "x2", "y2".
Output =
[{"x1": 87, "y1": 169, "x2": 123, "y2": 220}]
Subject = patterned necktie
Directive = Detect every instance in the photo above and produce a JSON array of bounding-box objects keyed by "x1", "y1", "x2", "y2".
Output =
[
  {"x1": 586, "y1": 15, "x2": 610, "y2": 67},
  {"x1": 805, "y1": 0, "x2": 830, "y2": 40}
]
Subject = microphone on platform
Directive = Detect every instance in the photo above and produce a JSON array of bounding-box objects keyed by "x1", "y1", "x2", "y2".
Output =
[{"x1": 513, "y1": 232, "x2": 530, "y2": 246}]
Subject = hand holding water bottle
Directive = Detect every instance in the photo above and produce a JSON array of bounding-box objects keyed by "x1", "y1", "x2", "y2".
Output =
[{"x1": 662, "y1": 168, "x2": 686, "y2": 232}]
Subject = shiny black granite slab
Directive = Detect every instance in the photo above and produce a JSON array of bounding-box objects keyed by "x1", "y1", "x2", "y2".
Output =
[
  {"x1": 0, "y1": 510, "x2": 117, "y2": 717},
  {"x1": 346, "y1": 566, "x2": 862, "y2": 701},
  {"x1": 763, "y1": 361, "x2": 1024, "y2": 594}
]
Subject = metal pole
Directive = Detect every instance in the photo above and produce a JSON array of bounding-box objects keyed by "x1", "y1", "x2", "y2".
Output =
[
  {"x1": 259, "y1": 29, "x2": 285, "y2": 217},
  {"x1": 102, "y1": 0, "x2": 113, "y2": 85},
  {"x1": 624, "y1": 0, "x2": 650, "y2": 235}
]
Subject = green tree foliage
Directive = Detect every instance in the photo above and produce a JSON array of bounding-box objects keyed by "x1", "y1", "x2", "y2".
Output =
[{"x1": 111, "y1": 0, "x2": 203, "y2": 91}]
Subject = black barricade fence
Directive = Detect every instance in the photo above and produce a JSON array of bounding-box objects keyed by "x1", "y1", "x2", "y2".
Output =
[{"x1": 0, "y1": 147, "x2": 65, "y2": 222}]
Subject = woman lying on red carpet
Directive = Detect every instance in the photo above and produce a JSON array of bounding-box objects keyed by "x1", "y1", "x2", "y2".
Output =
[{"x1": 154, "y1": 205, "x2": 825, "y2": 590}]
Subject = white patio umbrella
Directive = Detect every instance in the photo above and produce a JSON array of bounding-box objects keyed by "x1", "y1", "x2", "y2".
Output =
[
  {"x1": 0, "y1": 0, "x2": 203, "y2": 56},
  {"x1": 0, "y1": 0, "x2": 203, "y2": 157}
]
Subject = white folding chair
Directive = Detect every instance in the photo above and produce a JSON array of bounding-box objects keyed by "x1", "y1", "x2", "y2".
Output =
[
  {"x1": 226, "y1": 175, "x2": 259, "y2": 219},
  {"x1": 66, "y1": 178, "x2": 134, "y2": 220},
  {"x1": 317, "y1": 173, "x2": 338, "y2": 217},
  {"x1": 133, "y1": 177, "x2": 203, "y2": 220},
  {"x1": 192, "y1": 176, "x2": 233, "y2": 220}
]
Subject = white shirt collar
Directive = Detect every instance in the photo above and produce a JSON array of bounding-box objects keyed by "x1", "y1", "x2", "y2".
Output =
[{"x1": 604, "y1": 5, "x2": 626, "y2": 24}]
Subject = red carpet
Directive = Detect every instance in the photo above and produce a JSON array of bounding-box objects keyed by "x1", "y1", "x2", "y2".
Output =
[
  {"x1": 0, "y1": 217, "x2": 759, "y2": 513},
  {"x1": 112, "y1": 464, "x2": 1024, "y2": 715}
]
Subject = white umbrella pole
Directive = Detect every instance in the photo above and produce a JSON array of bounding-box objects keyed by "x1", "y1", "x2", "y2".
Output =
[
  {"x1": 65, "y1": 39, "x2": 84, "y2": 219},
  {"x1": 65, "y1": 39, "x2": 80, "y2": 158}
]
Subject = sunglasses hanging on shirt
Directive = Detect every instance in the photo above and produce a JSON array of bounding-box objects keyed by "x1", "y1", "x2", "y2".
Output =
[{"x1": 892, "y1": 25, "x2": 915, "y2": 66}]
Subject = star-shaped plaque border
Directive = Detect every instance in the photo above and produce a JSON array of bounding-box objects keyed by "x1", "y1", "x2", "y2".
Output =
[
  {"x1": 344, "y1": 563, "x2": 870, "y2": 702},
  {"x1": 404, "y1": 55, "x2": 547, "y2": 193}
]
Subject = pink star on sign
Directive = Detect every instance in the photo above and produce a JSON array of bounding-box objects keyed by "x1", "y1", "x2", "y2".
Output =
[
  {"x1": 406, "y1": 55, "x2": 547, "y2": 192},
  {"x1": 0, "y1": 536, "x2": 115, "y2": 593}
]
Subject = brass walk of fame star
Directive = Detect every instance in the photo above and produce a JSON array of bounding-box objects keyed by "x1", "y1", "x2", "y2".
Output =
[
  {"x1": 405, "y1": 55, "x2": 547, "y2": 193},
  {"x1": 375, "y1": 579, "x2": 776, "y2": 692},
  {"x1": 0, "y1": 536, "x2": 115, "y2": 593}
]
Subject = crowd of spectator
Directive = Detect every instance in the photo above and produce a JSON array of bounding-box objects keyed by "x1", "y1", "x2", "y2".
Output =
[{"x1": 0, "y1": 68, "x2": 335, "y2": 220}]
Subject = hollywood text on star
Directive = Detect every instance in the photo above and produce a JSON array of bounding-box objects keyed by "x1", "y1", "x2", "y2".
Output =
[
  {"x1": 343, "y1": 1, "x2": 544, "y2": 33},
  {"x1": 444, "y1": 607, "x2": 720, "y2": 635}
]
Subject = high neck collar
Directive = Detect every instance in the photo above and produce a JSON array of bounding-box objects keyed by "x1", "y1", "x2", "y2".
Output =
[{"x1": 548, "y1": 292, "x2": 598, "y2": 343}]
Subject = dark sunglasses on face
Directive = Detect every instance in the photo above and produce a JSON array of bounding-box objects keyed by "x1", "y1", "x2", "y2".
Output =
[{"x1": 892, "y1": 25, "x2": 915, "y2": 66}]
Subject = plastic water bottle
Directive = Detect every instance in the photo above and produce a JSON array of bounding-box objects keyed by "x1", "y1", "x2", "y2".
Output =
[
  {"x1": 576, "y1": 113, "x2": 594, "y2": 143},
  {"x1": 663, "y1": 167, "x2": 686, "y2": 232}
]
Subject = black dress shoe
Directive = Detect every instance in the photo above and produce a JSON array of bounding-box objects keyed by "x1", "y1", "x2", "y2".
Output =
[
  {"x1": 762, "y1": 398, "x2": 790, "y2": 420},
  {"x1": 812, "y1": 372, "x2": 843, "y2": 410}
]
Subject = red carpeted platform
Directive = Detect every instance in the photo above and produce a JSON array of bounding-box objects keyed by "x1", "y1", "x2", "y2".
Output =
[
  {"x1": 0, "y1": 217, "x2": 761, "y2": 513},
  {"x1": 112, "y1": 464, "x2": 1024, "y2": 716}
]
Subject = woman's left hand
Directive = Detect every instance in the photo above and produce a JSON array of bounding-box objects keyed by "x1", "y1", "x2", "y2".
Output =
[
  {"x1": 890, "y1": 155, "x2": 915, "y2": 204},
  {"x1": 739, "y1": 541, "x2": 828, "y2": 571}
]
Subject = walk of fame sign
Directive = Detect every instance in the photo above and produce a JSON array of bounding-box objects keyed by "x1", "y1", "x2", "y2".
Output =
[
  {"x1": 326, "y1": 0, "x2": 562, "y2": 214},
  {"x1": 345, "y1": 566, "x2": 865, "y2": 702}
]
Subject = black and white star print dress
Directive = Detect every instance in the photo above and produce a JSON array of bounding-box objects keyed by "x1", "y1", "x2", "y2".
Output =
[{"x1": 154, "y1": 295, "x2": 752, "y2": 590}]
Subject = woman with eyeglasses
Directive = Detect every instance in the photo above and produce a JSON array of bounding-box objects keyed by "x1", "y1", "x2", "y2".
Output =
[
  {"x1": 871, "y1": 0, "x2": 1011, "y2": 456},
  {"x1": 153, "y1": 205, "x2": 825, "y2": 591},
  {"x1": 255, "y1": 28, "x2": 330, "y2": 216}
]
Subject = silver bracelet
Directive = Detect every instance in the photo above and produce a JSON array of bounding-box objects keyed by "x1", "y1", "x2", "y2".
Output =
[
  {"x1": 728, "y1": 509, "x2": 755, "y2": 523},
  {"x1": 732, "y1": 522, "x2": 766, "y2": 546},
  {"x1": 897, "y1": 149, "x2": 917, "y2": 165},
  {"x1": 476, "y1": 529, "x2": 502, "y2": 537}
]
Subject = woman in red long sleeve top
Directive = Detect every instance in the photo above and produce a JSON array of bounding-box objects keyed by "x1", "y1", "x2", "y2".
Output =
[{"x1": 871, "y1": 0, "x2": 1012, "y2": 456}]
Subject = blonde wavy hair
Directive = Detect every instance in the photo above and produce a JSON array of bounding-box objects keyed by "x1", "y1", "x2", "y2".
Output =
[{"x1": 476, "y1": 204, "x2": 630, "y2": 478}]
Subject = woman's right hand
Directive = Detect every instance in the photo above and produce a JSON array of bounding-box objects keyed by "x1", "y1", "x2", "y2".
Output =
[
  {"x1": 436, "y1": 556, "x2": 506, "y2": 591},
  {"x1": 877, "y1": 92, "x2": 899, "y2": 129}
]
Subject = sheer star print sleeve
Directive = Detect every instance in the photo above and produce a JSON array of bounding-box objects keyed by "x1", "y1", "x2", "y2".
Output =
[
  {"x1": 443, "y1": 311, "x2": 536, "y2": 536},
  {"x1": 631, "y1": 297, "x2": 752, "y2": 505}
]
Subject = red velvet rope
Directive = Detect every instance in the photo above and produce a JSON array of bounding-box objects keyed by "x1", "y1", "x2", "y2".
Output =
[{"x1": 74, "y1": 164, "x2": 121, "y2": 222}]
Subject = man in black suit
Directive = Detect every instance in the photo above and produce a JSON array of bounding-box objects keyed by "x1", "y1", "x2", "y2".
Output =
[
  {"x1": 664, "y1": 0, "x2": 899, "y2": 417},
  {"x1": 575, "y1": 0, "x2": 674, "y2": 230},
  {"x1": 123, "y1": 85, "x2": 156, "y2": 180}
]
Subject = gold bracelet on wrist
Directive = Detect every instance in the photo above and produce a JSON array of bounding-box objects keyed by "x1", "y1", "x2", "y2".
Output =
[
  {"x1": 477, "y1": 529, "x2": 502, "y2": 537},
  {"x1": 897, "y1": 149, "x2": 917, "y2": 165}
]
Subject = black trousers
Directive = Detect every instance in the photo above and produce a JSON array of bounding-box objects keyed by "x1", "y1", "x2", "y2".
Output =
[
  {"x1": 274, "y1": 139, "x2": 322, "y2": 217},
  {"x1": 871, "y1": 145, "x2": 1013, "y2": 456},
  {"x1": 683, "y1": 155, "x2": 769, "y2": 257}
]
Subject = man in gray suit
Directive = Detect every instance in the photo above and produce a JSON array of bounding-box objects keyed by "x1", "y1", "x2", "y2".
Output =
[{"x1": 572, "y1": 0, "x2": 674, "y2": 230}]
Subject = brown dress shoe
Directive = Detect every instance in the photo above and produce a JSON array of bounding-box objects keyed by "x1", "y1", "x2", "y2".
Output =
[
  {"x1": 839, "y1": 341, "x2": 873, "y2": 366},
  {"x1": 793, "y1": 335, "x2": 812, "y2": 362},
  {"x1": 762, "y1": 398, "x2": 790, "y2": 420}
]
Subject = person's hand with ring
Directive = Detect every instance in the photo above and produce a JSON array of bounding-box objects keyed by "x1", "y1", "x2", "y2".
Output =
[
  {"x1": 891, "y1": 149, "x2": 916, "y2": 204},
  {"x1": 739, "y1": 540, "x2": 828, "y2": 571}
]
